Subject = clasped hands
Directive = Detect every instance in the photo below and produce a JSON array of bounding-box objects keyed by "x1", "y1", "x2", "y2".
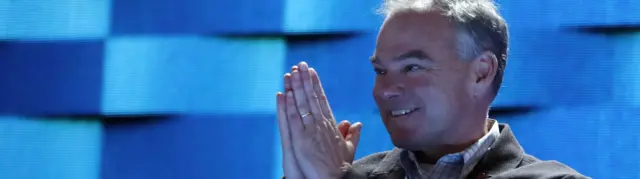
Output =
[{"x1": 276, "y1": 62, "x2": 363, "y2": 179}]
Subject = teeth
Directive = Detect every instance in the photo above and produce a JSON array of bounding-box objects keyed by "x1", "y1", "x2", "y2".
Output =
[{"x1": 391, "y1": 108, "x2": 415, "y2": 116}]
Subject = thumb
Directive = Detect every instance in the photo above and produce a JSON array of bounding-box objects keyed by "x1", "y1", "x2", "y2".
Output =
[{"x1": 346, "y1": 122, "x2": 363, "y2": 150}]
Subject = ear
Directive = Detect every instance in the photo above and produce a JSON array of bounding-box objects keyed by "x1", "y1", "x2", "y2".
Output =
[{"x1": 471, "y1": 51, "x2": 498, "y2": 97}]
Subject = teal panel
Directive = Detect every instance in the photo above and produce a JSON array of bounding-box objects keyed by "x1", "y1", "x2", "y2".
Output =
[
  {"x1": 0, "y1": 0, "x2": 110, "y2": 40},
  {"x1": 0, "y1": 0, "x2": 7, "y2": 37},
  {"x1": 611, "y1": 32, "x2": 640, "y2": 106},
  {"x1": 556, "y1": 0, "x2": 640, "y2": 26},
  {"x1": 102, "y1": 36, "x2": 286, "y2": 114},
  {"x1": 498, "y1": 0, "x2": 640, "y2": 28},
  {"x1": 0, "y1": 117, "x2": 102, "y2": 179},
  {"x1": 283, "y1": 0, "x2": 381, "y2": 33},
  {"x1": 504, "y1": 105, "x2": 640, "y2": 179},
  {"x1": 493, "y1": 30, "x2": 615, "y2": 108}
]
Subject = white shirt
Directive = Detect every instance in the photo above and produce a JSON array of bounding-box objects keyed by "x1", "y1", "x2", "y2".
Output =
[{"x1": 401, "y1": 120, "x2": 501, "y2": 179}]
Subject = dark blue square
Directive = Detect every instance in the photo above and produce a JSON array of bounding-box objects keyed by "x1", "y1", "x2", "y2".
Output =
[
  {"x1": 111, "y1": 0, "x2": 285, "y2": 35},
  {"x1": 102, "y1": 114, "x2": 276, "y2": 179},
  {"x1": 285, "y1": 32, "x2": 379, "y2": 114},
  {"x1": 0, "y1": 41, "x2": 104, "y2": 115}
]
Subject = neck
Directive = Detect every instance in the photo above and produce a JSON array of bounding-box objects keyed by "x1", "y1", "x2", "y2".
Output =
[
  {"x1": 414, "y1": 118, "x2": 489, "y2": 164},
  {"x1": 412, "y1": 141, "x2": 477, "y2": 164}
]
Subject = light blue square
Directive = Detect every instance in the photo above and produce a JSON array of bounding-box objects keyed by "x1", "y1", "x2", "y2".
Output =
[
  {"x1": 1, "y1": 0, "x2": 110, "y2": 40},
  {"x1": 0, "y1": 117, "x2": 102, "y2": 179},
  {"x1": 102, "y1": 36, "x2": 286, "y2": 114}
]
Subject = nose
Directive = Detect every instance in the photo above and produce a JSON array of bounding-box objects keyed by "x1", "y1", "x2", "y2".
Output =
[{"x1": 381, "y1": 84, "x2": 404, "y2": 99}]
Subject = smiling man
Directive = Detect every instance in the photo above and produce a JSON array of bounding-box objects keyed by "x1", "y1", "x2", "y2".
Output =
[{"x1": 276, "y1": 0, "x2": 588, "y2": 179}]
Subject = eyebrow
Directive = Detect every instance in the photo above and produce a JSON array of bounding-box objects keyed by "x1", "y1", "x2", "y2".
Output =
[{"x1": 370, "y1": 50, "x2": 432, "y2": 64}]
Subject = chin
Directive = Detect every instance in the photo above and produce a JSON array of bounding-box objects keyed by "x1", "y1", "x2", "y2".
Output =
[
  {"x1": 390, "y1": 138, "x2": 423, "y2": 150},
  {"x1": 388, "y1": 131, "x2": 423, "y2": 150},
  {"x1": 388, "y1": 128, "x2": 441, "y2": 150}
]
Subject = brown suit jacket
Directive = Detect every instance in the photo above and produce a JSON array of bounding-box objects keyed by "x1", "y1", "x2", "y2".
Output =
[{"x1": 342, "y1": 123, "x2": 589, "y2": 179}]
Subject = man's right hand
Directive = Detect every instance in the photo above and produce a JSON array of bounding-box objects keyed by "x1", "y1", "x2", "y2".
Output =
[{"x1": 277, "y1": 64, "x2": 359, "y2": 179}]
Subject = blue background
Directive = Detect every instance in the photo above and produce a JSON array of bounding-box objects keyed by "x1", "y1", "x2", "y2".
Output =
[{"x1": 1, "y1": 0, "x2": 640, "y2": 178}]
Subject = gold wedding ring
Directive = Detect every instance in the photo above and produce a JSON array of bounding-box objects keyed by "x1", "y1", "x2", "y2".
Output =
[{"x1": 300, "y1": 112, "x2": 311, "y2": 118}]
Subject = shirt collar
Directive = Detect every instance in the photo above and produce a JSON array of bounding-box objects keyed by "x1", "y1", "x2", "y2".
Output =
[
  {"x1": 460, "y1": 119, "x2": 500, "y2": 177},
  {"x1": 402, "y1": 119, "x2": 501, "y2": 178},
  {"x1": 462, "y1": 119, "x2": 500, "y2": 163}
]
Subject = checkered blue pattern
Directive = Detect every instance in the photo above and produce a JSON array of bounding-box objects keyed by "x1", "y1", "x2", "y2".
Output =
[{"x1": 1, "y1": 0, "x2": 640, "y2": 179}]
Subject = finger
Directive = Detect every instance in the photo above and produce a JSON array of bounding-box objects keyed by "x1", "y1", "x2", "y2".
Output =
[
  {"x1": 345, "y1": 122, "x2": 363, "y2": 163},
  {"x1": 309, "y1": 68, "x2": 334, "y2": 122},
  {"x1": 291, "y1": 69, "x2": 314, "y2": 126},
  {"x1": 337, "y1": 120, "x2": 351, "y2": 139},
  {"x1": 299, "y1": 62, "x2": 325, "y2": 122},
  {"x1": 284, "y1": 73, "x2": 292, "y2": 91},
  {"x1": 346, "y1": 122, "x2": 363, "y2": 149},
  {"x1": 286, "y1": 91, "x2": 305, "y2": 134},
  {"x1": 276, "y1": 92, "x2": 291, "y2": 146},
  {"x1": 276, "y1": 92, "x2": 302, "y2": 177},
  {"x1": 286, "y1": 66, "x2": 296, "y2": 92}
]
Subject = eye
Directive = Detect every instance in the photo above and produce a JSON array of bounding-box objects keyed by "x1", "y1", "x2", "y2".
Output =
[
  {"x1": 374, "y1": 68, "x2": 387, "y2": 76},
  {"x1": 404, "y1": 64, "x2": 423, "y2": 72}
]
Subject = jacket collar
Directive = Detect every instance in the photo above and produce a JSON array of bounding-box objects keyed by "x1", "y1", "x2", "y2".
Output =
[
  {"x1": 368, "y1": 123, "x2": 524, "y2": 178},
  {"x1": 468, "y1": 123, "x2": 524, "y2": 178},
  {"x1": 370, "y1": 148, "x2": 404, "y2": 177}
]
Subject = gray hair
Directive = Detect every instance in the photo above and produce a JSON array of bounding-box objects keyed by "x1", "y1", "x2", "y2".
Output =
[{"x1": 379, "y1": 0, "x2": 509, "y2": 94}]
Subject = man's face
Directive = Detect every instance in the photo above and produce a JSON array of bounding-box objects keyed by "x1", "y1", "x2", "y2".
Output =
[{"x1": 372, "y1": 11, "x2": 476, "y2": 149}]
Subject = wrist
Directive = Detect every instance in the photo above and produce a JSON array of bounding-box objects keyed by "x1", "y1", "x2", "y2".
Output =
[{"x1": 334, "y1": 163, "x2": 352, "y2": 179}]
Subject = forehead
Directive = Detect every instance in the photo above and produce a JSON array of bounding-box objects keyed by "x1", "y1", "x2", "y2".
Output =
[{"x1": 374, "y1": 11, "x2": 458, "y2": 62}]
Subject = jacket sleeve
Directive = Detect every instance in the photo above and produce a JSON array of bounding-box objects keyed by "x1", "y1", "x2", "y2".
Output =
[
  {"x1": 281, "y1": 151, "x2": 391, "y2": 179},
  {"x1": 341, "y1": 168, "x2": 369, "y2": 179},
  {"x1": 280, "y1": 168, "x2": 369, "y2": 179},
  {"x1": 560, "y1": 174, "x2": 592, "y2": 179}
]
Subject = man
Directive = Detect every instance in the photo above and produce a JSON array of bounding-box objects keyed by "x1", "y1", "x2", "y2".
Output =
[{"x1": 276, "y1": 0, "x2": 588, "y2": 178}]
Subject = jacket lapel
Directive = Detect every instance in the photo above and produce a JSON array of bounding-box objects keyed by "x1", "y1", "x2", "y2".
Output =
[
  {"x1": 369, "y1": 148, "x2": 405, "y2": 179},
  {"x1": 366, "y1": 123, "x2": 525, "y2": 179},
  {"x1": 467, "y1": 124, "x2": 525, "y2": 178}
]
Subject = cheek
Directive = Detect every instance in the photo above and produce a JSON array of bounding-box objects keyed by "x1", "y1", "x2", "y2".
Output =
[
  {"x1": 416, "y1": 86, "x2": 451, "y2": 114},
  {"x1": 408, "y1": 77, "x2": 457, "y2": 116},
  {"x1": 406, "y1": 75, "x2": 447, "y2": 100}
]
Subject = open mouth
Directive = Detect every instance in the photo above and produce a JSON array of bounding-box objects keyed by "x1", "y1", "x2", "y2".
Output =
[{"x1": 390, "y1": 107, "x2": 420, "y2": 117}]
